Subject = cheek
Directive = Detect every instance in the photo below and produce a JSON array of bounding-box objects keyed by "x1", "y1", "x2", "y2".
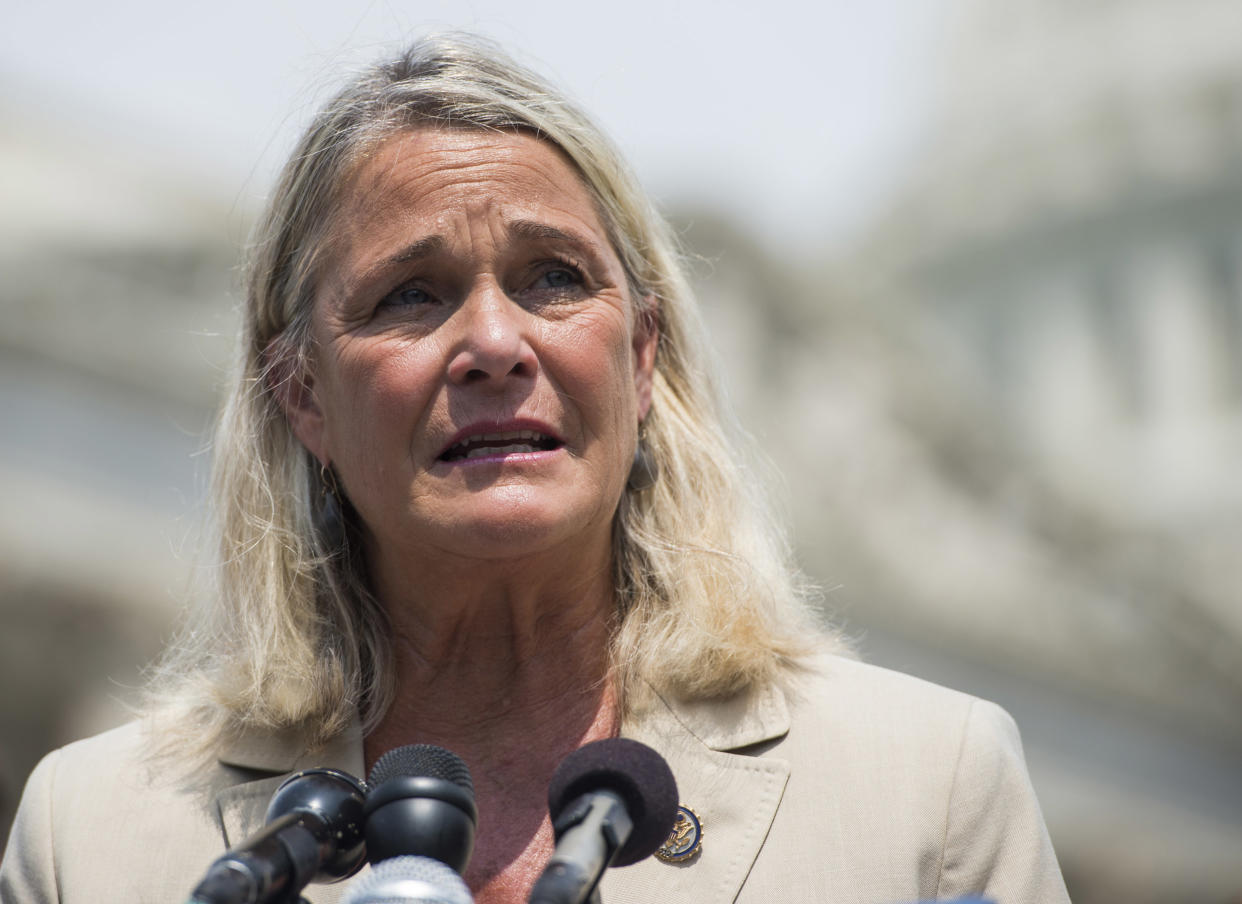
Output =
[
  {"x1": 320, "y1": 339, "x2": 441, "y2": 466},
  {"x1": 546, "y1": 315, "x2": 640, "y2": 440}
]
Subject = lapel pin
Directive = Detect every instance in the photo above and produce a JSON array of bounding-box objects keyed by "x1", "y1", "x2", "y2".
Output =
[{"x1": 655, "y1": 804, "x2": 703, "y2": 863}]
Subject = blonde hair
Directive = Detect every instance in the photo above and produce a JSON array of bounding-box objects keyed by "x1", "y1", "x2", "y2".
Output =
[{"x1": 153, "y1": 34, "x2": 844, "y2": 753}]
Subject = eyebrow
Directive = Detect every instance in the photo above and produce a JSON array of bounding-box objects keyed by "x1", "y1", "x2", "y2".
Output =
[
  {"x1": 348, "y1": 220, "x2": 603, "y2": 296},
  {"x1": 346, "y1": 234, "x2": 446, "y2": 294},
  {"x1": 508, "y1": 219, "x2": 602, "y2": 255},
  {"x1": 387, "y1": 234, "x2": 446, "y2": 266}
]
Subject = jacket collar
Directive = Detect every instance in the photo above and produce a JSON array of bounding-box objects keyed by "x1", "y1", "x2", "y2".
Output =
[
  {"x1": 601, "y1": 681, "x2": 792, "y2": 903},
  {"x1": 213, "y1": 715, "x2": 365, "y2": 904},
  {"x1": 211, "y1": 683, "x2": 791, "y2": 904},
  {"x1": 215, "y1": 712, "x2": 366, "y2": 775},
  {"x1": 648, "y1": 676, "x2": 791, "y2": 750}
]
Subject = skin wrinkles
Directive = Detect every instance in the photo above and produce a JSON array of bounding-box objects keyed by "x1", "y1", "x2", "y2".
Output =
[
  {"x1": 323, "y1": 138, "x2": 617, "y2": 315},
  {"x1": 299, "y1": 131, "x2": 649, "y2": 573},
  {"x1": 275, "y1": 127, "x2": 658, "y2": 901},
  {"x1": 349, "y1": 220, "x2": 610, "y2": 313}
]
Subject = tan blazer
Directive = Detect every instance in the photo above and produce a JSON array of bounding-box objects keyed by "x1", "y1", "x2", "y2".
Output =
[{"x1": 0, "y1": 655, "x2": 1068, "y2": 903}]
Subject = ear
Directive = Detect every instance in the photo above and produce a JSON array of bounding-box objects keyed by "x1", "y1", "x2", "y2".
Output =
[
  {"x1": 632, "y1": 298, "x2": 659, "y2": 422},
  {"x1": 265, "y1": 337, "x2": 330, "y2": 466}
]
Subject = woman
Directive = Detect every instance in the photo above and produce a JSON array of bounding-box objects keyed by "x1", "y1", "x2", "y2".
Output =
[{"x1": 0, "y1": 35, "x2": 1068, "y2": 904}]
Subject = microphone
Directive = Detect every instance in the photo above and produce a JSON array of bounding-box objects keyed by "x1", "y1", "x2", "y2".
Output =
[
  {"x1": 364, "y1": 744, "x2": 478, "y2": 874},
  {"x1": 342, "y1": 855, "x2": 474, "y2": 904},
  {"x1": 187, "y1": 767, "x2": 367, "y2": 904},
  {"x1": 528, "y1": 738, "x2": 678, "y2": 904}
]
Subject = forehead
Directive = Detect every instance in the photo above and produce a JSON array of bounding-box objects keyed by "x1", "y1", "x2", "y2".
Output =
[{"x1": 326, "y1": 127, "x2": 609, "y2": 258}]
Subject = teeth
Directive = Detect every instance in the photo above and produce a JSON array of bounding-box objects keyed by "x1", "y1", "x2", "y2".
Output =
[
  {"x1": 479, "y1": 430, "x2": 541, "y2": 442},
  {"x1": 452, "y1": 430, "x2": 545, "y2": 447},
  {"x1": 462, "y1": 443, "x2": 537, "y2": 459},
  {"x1": 444, "y1": 430, "x2": 553, "y2": 459}
]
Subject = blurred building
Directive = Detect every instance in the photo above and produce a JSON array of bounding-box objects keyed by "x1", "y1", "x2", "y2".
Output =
[
  {"x1": 0, "y1": 94, "x2": 235, "y2": 837},
  {"x1": 707, "y1": 1, "x2": 1242, "y2": 900},
  {"x1": 886, "y1": 0, "x2": 1242, "y2": 528},
  {"x1": 854, "y1": 0, "x2": 1242, "y2": 731}
]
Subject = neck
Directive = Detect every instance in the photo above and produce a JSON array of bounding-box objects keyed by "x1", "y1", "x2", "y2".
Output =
[
  {"x1": 364, "y1": 584, "x2": 620, "y2": 902},
  {"x1": 361, "y1": 529, "x2": 623, "y2": 900},
  {"x1": 368, "y1": 533, "x2": 615, "y2": 731},
  {"x1": 366, "y1": 520, "x2": 616, "y2": 707},
  {"x1": 370, "y1": 584, "x2": 617, "y2": 757}
]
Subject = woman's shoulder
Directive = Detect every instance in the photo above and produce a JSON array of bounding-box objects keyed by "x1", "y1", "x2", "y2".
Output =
[
  {"x1": 11, "y1": 720, "x2": 156, "y2": 823},
  {"x1": 801, "y1": 647, "x2": 976, "y2": 701},
  {"x1": 6, "y1": 716, "x2": 226, "y2": 827},
  {"x1": 1, "y1": 720, "x2": 234, "y2": 904},
  {"x1": 796, "y1": 650, "x2": 1014, "y2": 729},
  {"x1": 642, "y1": 644, "x2": 1019, "y2": 756},
  {"x1": 783, "y1": 651, "x2": 1029, "y2": 779},
  {"x1": 624, "y1": 649, "x2": 1068, "y2": 902},
  {"x1": 19, "y1": 717, "x2": 216, "y2": 801},
  {"x1": 777, "y1": 652, "x2": 1067, "y2": 902},
  {"x1": 36, "y1": 718, "x2": 149, "y2": 771}
]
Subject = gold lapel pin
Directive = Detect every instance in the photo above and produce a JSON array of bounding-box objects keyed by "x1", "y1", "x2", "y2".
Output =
[{"x1": 655, "y1": 804, "x2": 703, "y2": 863}]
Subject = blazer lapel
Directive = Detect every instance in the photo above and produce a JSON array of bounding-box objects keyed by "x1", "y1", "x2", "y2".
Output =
[
  {"x1": 213, "y1": 716, "x2": 366, "y2": 904},
  {"x1": 216, "y1": 773, "x2": 292, "y2": 853},
  {"x1": 207, "y1": 690, "x2": 788, "y2": 904},
  {"x1": 602, "y1": 683, "x2": 792, "y2": 904}
]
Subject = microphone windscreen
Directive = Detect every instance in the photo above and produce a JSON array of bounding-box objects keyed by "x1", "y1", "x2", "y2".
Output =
[
  {"x1": 368, "y1": 744, "x2": 474, "y2": 792},
  {"x1": 342, "y1": 855, "x2": 473, "y2": 904},
  {"x1": 363, "y1": 745, "x2": 477, "y2": 872},
  {"x1": 547, "y1": 738, "x2": 678, "y2": 866}
]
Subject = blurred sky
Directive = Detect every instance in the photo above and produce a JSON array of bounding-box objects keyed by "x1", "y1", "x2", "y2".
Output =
[{"x1": 1, "y1": 0, "x2": 958, "y2": 255}]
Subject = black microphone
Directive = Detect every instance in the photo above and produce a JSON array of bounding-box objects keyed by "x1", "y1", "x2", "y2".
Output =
[
  {"x1": 187, "y1": 767, "x2": 367, "y2": 904},
  {"x1": 364, "y1": 744, "x2": 478, "y2": 874},
  {"x1": 528, "y1": 738, "x2": 678, "y2": 904},
  {"x1": 342, "y1": 855, "x2": 474, "y2": 904}
]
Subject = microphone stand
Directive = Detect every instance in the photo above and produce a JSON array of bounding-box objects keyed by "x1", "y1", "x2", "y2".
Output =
[{"x1": 528, "y1": 790, "x2": 631, "y2": 904}]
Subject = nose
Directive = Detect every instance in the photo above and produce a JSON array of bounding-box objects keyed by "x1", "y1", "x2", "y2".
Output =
[{"x1": 446, "y1": 282, "x2": 537, "y2": 385}]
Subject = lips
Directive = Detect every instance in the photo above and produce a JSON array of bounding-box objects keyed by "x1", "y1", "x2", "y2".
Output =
[{"x1": 438, "y1": 428, "x2": 562, "y2": 462}]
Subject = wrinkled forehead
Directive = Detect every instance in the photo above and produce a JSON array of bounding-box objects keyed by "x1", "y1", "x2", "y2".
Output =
[
  {"x1": 340, "y1": 126, "x2": 596, "y2": 222},
  {"x1": 313, "y1": 125, "x2": 629, "y2": 291}
]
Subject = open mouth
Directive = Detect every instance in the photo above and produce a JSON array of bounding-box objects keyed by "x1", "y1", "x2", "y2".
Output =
[{"x1": 438, "y1": 429, "x2": 562, "y2": 462}]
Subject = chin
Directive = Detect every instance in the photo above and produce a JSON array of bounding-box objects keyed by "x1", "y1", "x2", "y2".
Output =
[{"x1": 432, "y1": 488, "x2": 616, "y2": 562}]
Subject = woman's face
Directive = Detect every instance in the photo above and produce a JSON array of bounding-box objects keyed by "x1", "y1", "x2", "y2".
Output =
[{"x1": 283, "y1": 128, "x2": 657, "y2": 568}]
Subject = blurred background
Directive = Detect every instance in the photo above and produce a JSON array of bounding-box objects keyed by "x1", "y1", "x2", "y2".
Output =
[{"x1": 2, "y1": 1, "x2": 1240, "y2": 901}]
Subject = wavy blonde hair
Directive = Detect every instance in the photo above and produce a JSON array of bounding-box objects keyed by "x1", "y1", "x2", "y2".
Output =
[{"x1": 153, "y1": 34, "x2": 844, "y2": 753}]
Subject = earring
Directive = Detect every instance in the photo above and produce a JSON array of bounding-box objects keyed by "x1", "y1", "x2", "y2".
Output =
[
  {"x1": 314, "y1": 463, "x2": 348, "y2": 556},
  {"x1": 627, "y1": 439, "x2": 659, "y2": 492}
]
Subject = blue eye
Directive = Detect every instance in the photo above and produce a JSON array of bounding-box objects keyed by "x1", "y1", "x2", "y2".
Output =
[
  {"x1": 380, "y1": 285, "x2": 433, "y2": 308},
  {"x1": 529, "y1": 263, "x2": 586, "y2": 296},
  {"x1": 519, "y1": 263, "x2": 587, "y2": 306},
  {"x1": 541, "y1": 268, "x2": 578, "y2": 288}
]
